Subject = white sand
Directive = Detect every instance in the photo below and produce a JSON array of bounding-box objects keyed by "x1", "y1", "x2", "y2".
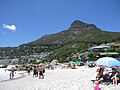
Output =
[{"x1": 0, "y1": 66, "x2": 120, "y2": 90}]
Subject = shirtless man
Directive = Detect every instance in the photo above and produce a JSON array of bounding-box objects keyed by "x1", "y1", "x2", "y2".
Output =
[{"x1": 39, "y1": 65, "x2": 44, "y2": 79}]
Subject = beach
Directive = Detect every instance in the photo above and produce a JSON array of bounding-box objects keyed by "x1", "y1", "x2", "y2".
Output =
[{"x1": 0, "y1": 66, "x2": 120, "y2": 90}]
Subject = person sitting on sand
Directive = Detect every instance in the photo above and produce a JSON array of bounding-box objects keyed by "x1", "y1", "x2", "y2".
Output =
[
  {"x1": 110, "y1": 68, "x2": 120, "y2": 85},
  {"x1": 39, "y1": 65, "x2": 44, "y2": 79},
  {"x1": 96, "y1": 68, "x2": 104, "y2": 84}
]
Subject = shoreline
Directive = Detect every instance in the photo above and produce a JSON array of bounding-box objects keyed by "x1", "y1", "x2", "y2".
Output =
[{"x1": 1, "y1": 71, "x2": 27, "y2": 82}]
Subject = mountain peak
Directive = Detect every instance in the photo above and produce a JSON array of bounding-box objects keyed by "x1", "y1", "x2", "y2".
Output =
[
  {"x1": 68, "y1": 20, "x2": 97, "y2": 30},
  {"x1": 71, "y1": 20, "x2": 87, "y2": 26}
]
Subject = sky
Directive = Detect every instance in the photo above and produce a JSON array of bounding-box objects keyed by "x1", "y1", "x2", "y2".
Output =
[{"x1": 0, "y1": 0, "x2": 120, "y2": 47}]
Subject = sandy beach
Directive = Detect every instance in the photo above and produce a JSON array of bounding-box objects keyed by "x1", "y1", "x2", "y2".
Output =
[{"x1": 0, "y1": 66, "x2": 120, "y2": 90}]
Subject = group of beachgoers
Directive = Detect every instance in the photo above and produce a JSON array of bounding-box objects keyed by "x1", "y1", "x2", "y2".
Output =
[
  {"x1": 7, "y1": 62, "x2": 120, "y2": 90},
  {"x1": 8, "y1": 65, "x2": 46, "y2": 80},
  {"x1": 95, "y1": 67, "x2": 120, "y2": 86},
  {"x1": 27, "y1": 65, "x2": 45, "y2": 79},
  {"x1": 67, "y1": 61, "x2": 96, "y2": 69}
]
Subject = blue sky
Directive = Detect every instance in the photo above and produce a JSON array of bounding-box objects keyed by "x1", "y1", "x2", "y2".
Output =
[{"x1": 0, "y1": 0, "x2": 120, "y2": 47}]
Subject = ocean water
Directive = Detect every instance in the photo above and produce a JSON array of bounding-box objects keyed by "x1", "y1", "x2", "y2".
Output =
[
  {"x1": 0, "y1": 68, "x2": 10, "y2": 81},
  {"x1": 0, "y1": 67, "x2": 23, "y2": 81}
]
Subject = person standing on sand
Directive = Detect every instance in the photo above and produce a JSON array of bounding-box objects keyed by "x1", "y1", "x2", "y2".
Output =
[
  {"x1": 39, "y1": 65, "x2": 44, "y2": 79},
  {"x1": 36, "y1": 66, "x2": 39, "y2": 77},
  {"x1": 85, "y1": 60, "x2": 88, "y2": 67},
  {"x1": 27, "y1": 68, "x2": 31, "y2": 75},
  {"x1": 33, "y1": 66, "x2": 37, "y2": 77}
]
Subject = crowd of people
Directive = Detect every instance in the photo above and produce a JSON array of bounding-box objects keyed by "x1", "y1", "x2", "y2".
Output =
[
  {"x1": 8, "y1": 64, "x2": 46, "y2": 80},
  {"x1": 8, "y1": 62, "x2": 120, "y2": 90},
  {"x1": 27, "y1": 65, "x2": 45, "y2": 79}
]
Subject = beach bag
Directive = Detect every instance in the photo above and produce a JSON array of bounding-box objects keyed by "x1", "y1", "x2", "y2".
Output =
[{"x1": 94, "y1": 84, "x2": 100, "y2": 90}]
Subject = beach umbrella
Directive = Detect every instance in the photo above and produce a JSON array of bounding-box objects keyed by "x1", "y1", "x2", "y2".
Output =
[
  {"x1": 116, "y1": 58, "x2": 120, "y2": 61},
  {"x1": 96, "y1": 57, "x2": 120, "y2": 67}
]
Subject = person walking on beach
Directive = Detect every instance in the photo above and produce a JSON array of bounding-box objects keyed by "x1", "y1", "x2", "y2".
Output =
[
  {"x1": 9, "y1": 67, "x2": 15, "y2": 79},
  {"x1": 39, "y1": 65, "x2": 44, "y2": 79}
]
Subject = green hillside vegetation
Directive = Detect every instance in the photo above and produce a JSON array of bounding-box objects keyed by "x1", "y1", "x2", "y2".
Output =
[{"x1": 0, "y1": 20, "x2": 120, "y2": 62}]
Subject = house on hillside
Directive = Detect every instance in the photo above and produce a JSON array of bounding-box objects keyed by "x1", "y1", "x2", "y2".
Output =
[
  {"x1": 114, "y1": 43, "x2": 120, "y2": 48},
  {"x1": 72, "y1": 52, "x2": 89, "y2": 60},
  {"x1": 0, "y1": 60, "x2": 4, "y2": 64},
  {"x1": 88, "y1": 45, "x2": 111, "y2": 52},
  {"x1": 98, "y1": 52, "x2": 119, "y2": 58},
  {"x1": 11, "y1": 59, "x2": 19, "y2": 64},
  {"x1": 0, "y1": 59, "x2": 12, "y2": 64}
]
